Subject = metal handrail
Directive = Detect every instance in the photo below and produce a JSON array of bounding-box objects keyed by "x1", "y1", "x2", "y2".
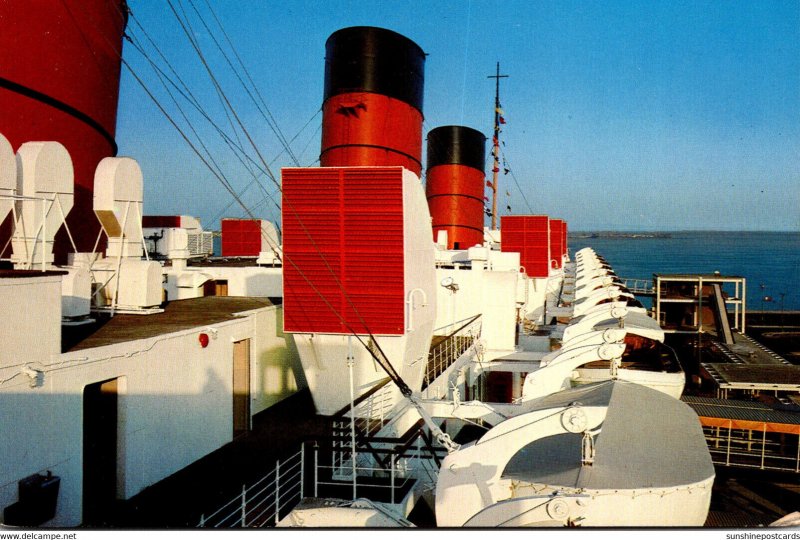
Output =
[
  {"x1": 330, "y1": 377, "x2": 392, "y2": 418},
  {"x1": 621, "y1": 277, "x2": 654, "y2": 294},
  {"x1": 433, "y1": 313, "x2": 482, "y2": 337},
  {"x1": 199, "y1": 446, "x2": 305, "y2": 528},
  {"x1": 314, "y1": 460, "x2": 415, "y2": 505},
  {"x1": 424, "y1": 314, "x2": 482, "y2": 390}
]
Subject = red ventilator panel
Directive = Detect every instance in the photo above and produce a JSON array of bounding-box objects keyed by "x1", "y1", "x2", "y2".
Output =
[
  {"x1": 282, "y1": 167, "x2": 405, "y2": 335},
  {"x1": 221, "y1": 219, "x2": 263, "y2": 257},
  {"x1": 501, "y1": 215, "x2": 550, "y2": 278},
  {"x1": 320, "y1": 27, "x2": 425, "y2": 175},
  {"x1": 426, "y1": 126, "x2": 486, "y2": 250},
  {"x1": 550, "y1": 218, "x2": 564, "y2": 269},
  {"x1": 562, "y1": 221, "x2": 568, "y2": 257},
  {"x1": 0, "y1": 0, "x2": 127, "y2": 261}
]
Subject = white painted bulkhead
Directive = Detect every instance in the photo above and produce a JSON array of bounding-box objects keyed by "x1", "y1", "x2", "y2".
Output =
[
  {"x1": 433, "y1": 265, "x2": 518, "y2": 358},
  {"x1": 163, "y1": 265, "x2": 283, "y2": 300},
  {"x1": 0, "y1": 274, "x2": 300, "y2": 526}
]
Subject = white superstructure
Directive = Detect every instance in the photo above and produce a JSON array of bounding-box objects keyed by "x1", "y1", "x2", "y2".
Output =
[{"x1": 0, "y1": 135, "x2": 304, "y2": 526}]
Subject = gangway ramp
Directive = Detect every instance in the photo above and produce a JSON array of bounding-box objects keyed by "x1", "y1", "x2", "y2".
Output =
[{"x1": 711, "y1": 283, "x2": 735, "y2": 345}]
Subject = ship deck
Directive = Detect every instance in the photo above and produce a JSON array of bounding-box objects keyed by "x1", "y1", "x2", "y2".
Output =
[
  {"x1": 186, "y1": 257, "x2": 281, "y2": 268},
  {"x1": 64, "y1": 296, "x2": 276, "y2": 352}
]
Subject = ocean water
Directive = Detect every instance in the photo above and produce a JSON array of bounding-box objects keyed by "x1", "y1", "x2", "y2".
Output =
[{"x1": 569, "y1": 231, "x2": 800, "y2": 311}]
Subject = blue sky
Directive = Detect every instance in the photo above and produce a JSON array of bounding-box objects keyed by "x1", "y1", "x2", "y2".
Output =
[{"x1": 117, "y1": 0, "x2": 800, "y2": 231}]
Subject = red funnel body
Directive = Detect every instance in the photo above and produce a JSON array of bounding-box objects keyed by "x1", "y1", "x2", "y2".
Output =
[
  {"x1": 321, "y1": 93, "x2": 423, "y2": 174},
  {"x1": 426, "y1": 166, "x2": 484, "y2": 249},
  {"x1": 320, "y1": 27, "x2": 425, "y2": 175},
  {"x1": 426, "y1": 126, "x2": 486, "y2": 250},
  {"x1": 501, "y1": 215, "x2": 550, "y2": 278},
  {"x1": 0, "y1": 0, "x2": 127, "y2": 260}
]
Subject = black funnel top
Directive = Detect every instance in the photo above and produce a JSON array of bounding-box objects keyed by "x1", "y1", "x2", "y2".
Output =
[
  {"x1": 427, "y1": 126, "x2": 486, "y2": 171},
  {"x1": 324, "y1": 26, "x2": 425, "y2": 112}
]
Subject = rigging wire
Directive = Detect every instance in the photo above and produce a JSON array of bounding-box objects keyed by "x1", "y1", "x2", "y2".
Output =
[
  {"x1": 129, "y1": 37, "x2": 231, "y2": 192},
  {"x1": 128, "y1": 14, "x2": 263, "y2": 180},
  {"x1": 128, "y1": 5, "x2": 319, "y2": 230},
  {"x1": 62, "y1": 0, "x2": 262, "y2": 225},
  {"x1": 132, "y1": 5, "x2": 286, "y2": 241},
  {"x1": 64, "y1": 1, "x2": 414, "y2": 397},
  {"x1": 170, "y1": 1, "x2": 274, "y2": 215},
  {"x1": 125, "y1": 33, "x2": 256, "y2": 219},
  {"x1": 298, "y1": 122, "x2": 323, "y2": 166},
  {"x1": 127, "y1": 17, "x2": 288, "y2": 231},
  {"x1": 184, "y1": 0, "x2": 302, "y2": 173},
  {"x1": 208, "y1": 108, "x2": 319, "y2": 225},
  {"x1": 119, "y1": 47, "x2": 258, "y2": 223},
  {"x1": 162, "y1": 0, "x2": 411, "y2": 392},
  {"x1": 500, "y1": 148, "x2": 535, "y2": 214},
  {"x1": 166, "y1": 0, "x2": 277, "y2": 204},
  {"x1": 194, "y1": 0, "x2": 300, "y2": 166},
  {"x1": 166, "y1": 0, "x2": 291, "y2": 257},
  {"x1": 129, "y1": 7, "x2": 293, "y2": 240}
]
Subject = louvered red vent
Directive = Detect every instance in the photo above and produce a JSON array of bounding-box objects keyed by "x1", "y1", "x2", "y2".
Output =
[
  {"x1": 550, "y1": 219, "x2": 564, "y2": 269},
  {"x1": 501, "y1": 215, "x2": 550, "y2": 278},
  {"x1": 221, "y1": 218, "x2": 262, "y2": 257},
  {"x1": 282, "y1": 167, "x2": 405, "y2": 335}
]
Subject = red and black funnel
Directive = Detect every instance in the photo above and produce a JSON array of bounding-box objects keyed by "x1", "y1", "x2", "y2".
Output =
[
  {"x1": 320, "y1": 26, "x2": 425, "y2": 175},
  {"x1": 426, "y1": 125, "x2": 486, "y2": 250},
  {"x1": 0, "y1": 0, "x2": 127, "y2": 262}
]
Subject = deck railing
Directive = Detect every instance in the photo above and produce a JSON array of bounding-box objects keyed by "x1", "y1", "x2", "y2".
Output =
[
  {"x1": 423, "y1": 314, "x2": 482, "y2": 390},
  {"x1": 198, "y1": 435, "x2": 442, "y2": 528},
  {"x1": 621, "y1": 278, "x2": 654, "y2": 295},
  {"x1": 313, "y1": 453, "x2": 413, "y2": 505},
  {"x1": 702, "y1": 425, "x2": 800, "y2": 473},
  {"x1": 198, "y1": 447, "x2": 304, "y2": 528}
]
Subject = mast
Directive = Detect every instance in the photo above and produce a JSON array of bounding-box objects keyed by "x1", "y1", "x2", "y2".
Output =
[{"x1": 487, "y1": 62, "x2": 508, "y2": 230}]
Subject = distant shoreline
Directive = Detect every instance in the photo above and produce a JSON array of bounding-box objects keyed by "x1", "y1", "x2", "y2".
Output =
[
  {"x1": 570, "y1": 232, "x2": 673, "y2": 239},
  {"x1": 569, "y1": 230, "x2": 798, "y2": 239}
]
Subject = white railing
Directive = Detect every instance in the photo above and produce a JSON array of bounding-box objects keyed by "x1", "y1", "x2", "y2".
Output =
[
  {"x1": 312, "y1": 439, "x2": 436, "y2": 506},
  {"x1": 432, "y1": 313, "x2": 482, "y2": 337},
  {"x1": 313, "y1": 457, "x2": 412, "y2": 506},
  {"x1": 424, "y1": 314, "x2": 482, "y2": 389},
  {"x1": 622, "y1": 278, "x2": 654, "y2": 294},
  {"x1": 702, "y1": 426, "x2": 800, "y2": 473},
  {"x1": 330, "y1": 384, "x2": 396, "y2": 479},
  {"x1": 198, "y1": 446, "x2": 304, "y2": 528},
  {"x1": 349, "y1": 383, "x2": 394, "y2": 432},
  {"x1": 199, "y1": 433, "x2": 441, "y2": 528}
]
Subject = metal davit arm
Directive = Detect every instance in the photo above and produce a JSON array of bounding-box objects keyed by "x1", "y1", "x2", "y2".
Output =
[
  {"x1": 522, "y1": 340, "x2": 627, "y2": 400},
  {"x1": 407, "y1": 394, "x2": 460, "y2": 453}
]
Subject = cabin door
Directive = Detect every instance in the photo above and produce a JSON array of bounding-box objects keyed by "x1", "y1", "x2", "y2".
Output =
[
  {"x1": 216, "y1": 280, "x2": 229, "y2": 296},
  {"x1": 83, "y1": 378, "x2": 119, "y2": 524},
  {"x1": 233, "y1": 339, "x2": 251, "y2": 437}
]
